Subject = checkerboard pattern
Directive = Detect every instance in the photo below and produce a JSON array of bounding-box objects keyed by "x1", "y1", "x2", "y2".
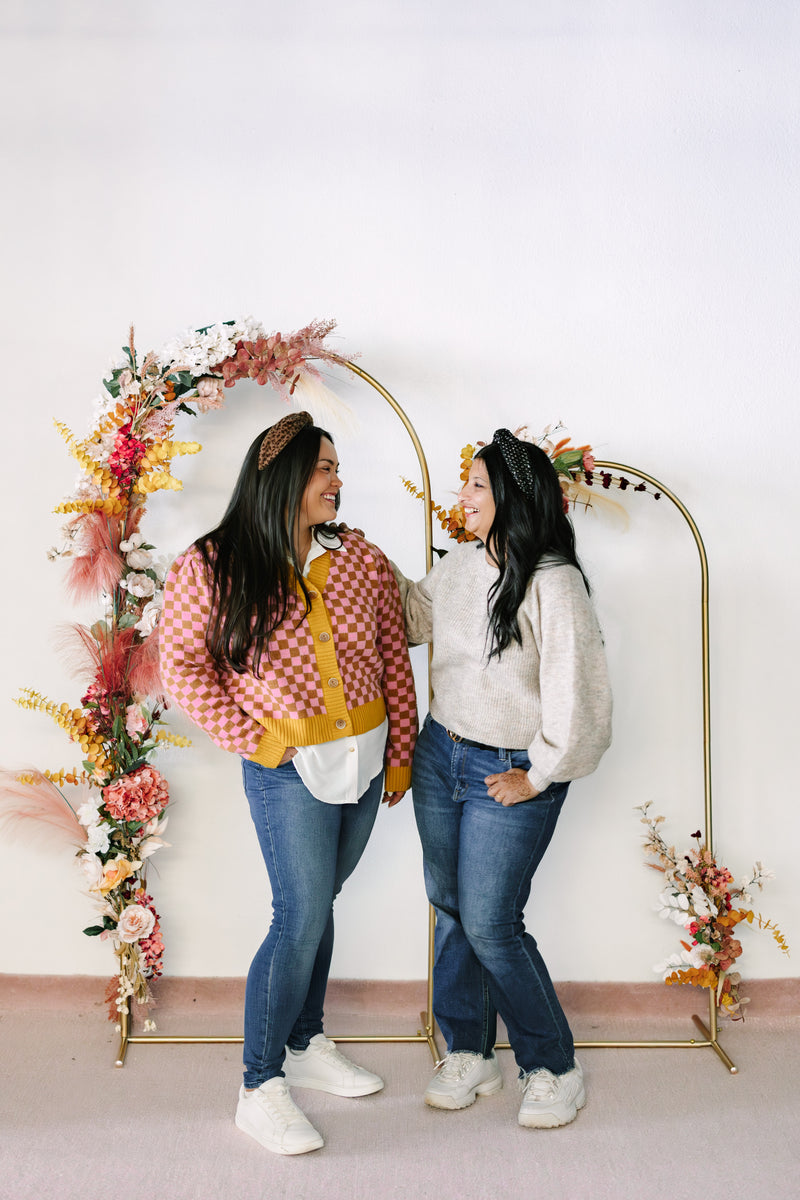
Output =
[{"x1": 158, "y1": 532, "x2": 417, "y2": 782}]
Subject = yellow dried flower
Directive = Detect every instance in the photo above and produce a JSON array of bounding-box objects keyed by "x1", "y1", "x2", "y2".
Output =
[
  {"x1": 14, "y1": 689, "x2": 109, "y2": 773},
  {"x1": 133, "y1": 471, "x2": 183, "y2": 494},
  {"x1": 154, "y1": 730, "x2": 193, "y2": 748}
]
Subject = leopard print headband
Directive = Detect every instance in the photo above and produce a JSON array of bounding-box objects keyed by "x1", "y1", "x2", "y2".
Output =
[{"x1": 258, "y1": 411, "x2": 313, "y2": 470}]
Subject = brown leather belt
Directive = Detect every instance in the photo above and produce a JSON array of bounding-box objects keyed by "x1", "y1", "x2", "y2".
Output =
[{"x1": 446, "y1": 729, "x2": 501, "y2": 754}]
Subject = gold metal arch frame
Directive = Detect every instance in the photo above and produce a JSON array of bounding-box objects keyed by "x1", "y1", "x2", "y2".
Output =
[
  {"x1": 115, "y1": 390, "x2": 735, "y2": 1074},
  {"x1": 536, "y1": 460, "x2": 736, "y2": 1074}
]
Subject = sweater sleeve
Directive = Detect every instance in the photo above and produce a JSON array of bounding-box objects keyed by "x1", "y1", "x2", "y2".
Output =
[
  {"x1": 390, "y1": 560, "x2": 435, "y2": 646},
  {"x1": 372, "y1": 547, "x2": 418, "y2": 792},
  {"x1": 158, "y1": 548, "x2": 273, "y2": 760},
  {"x1": 525, "y1": 567, "x2": 613, "y2": 792}
]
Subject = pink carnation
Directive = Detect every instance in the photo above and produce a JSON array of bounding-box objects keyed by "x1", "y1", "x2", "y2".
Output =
[{"x1": 103, "y1": 765, "x2": 169, "y2": 823}]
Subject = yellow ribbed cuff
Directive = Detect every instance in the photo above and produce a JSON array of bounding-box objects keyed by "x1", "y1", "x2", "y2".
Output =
[
  {"x1": 384, "y1": 764, "x2": 412, "y2": 794},
  {"x1": 250, "y1": 727, "x2": 288, "y2": 768}
]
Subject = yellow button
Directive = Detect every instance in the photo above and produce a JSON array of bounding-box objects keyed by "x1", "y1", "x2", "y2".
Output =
[
  {"x1": 318, "y1": 632, "x2": 330, "y2": 642},
  {"x1": 328, "y1": 677, "x2": 339, "y2": 687},
  {"x1": 335, "y1": 718, "x2": 347, "y2": 730}
]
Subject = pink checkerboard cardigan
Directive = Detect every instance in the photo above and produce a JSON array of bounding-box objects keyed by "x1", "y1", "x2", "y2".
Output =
[{"x1": 158, "y1": 530, "x2": 418, "y2": 794}]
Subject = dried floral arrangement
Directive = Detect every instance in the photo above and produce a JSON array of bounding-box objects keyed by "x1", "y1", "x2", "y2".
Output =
[
  {"x1": 636, "y1": 802, "x2": 788, "y2": 1018},
  {"x1": 1, "y1": 317, "x2": 349, "y2": 1022},
  {"x1": 402, "y1": 422, "x2": 660, "y2": 543}
]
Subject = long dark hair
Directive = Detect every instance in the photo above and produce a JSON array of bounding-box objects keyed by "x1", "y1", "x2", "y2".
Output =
[
  {"x1": 196, "y1": 421, "x2": 336, "y2": 675},
  {"x1": 477, "y1": 441, "x2": 590, "y2": 660}
]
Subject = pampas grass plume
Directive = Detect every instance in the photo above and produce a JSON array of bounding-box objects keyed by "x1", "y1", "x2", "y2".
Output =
[{"x1": 0, "y1": 769, "x2": 85, "y2": 848}]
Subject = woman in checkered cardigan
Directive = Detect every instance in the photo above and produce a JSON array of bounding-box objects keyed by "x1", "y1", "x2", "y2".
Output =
[{"x1": 159, "y1": 412, "x2": 417, "y2": 1154}]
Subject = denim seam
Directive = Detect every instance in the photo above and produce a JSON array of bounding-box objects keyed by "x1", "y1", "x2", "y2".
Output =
[
  {"x1": 508, "y1": 811, "x2": 573, "y2": 1075},
  {"x1": 247, "y1": 775, "x2": 286, "y2": 1087}
]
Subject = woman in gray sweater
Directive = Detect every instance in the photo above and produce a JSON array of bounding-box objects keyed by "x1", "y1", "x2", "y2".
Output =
[{"x1": 398, "y1": 427, "x2": 612, "y2": 1130}]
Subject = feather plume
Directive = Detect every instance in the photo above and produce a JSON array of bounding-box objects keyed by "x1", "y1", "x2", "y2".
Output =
[
  {"x1": 0, "y1": 769, "x2": 86, "y2": 848},
  {"x1": 563, "y1": 478, "x2": 629, "y2": 527},
  {"x1": 54, "y1": 622, "x2": 103, "y2": 682},
  {"x1": 291, "y1": 372, "x2": 357, "y2": 435},
  {"x1": 128, "y1": 632, "x2": 164, "y2": 699},
  {"x1": 64, "y1": 512, "x2": 126, "y2": 601},
  {"x1": 62, "y1": 622, "x2": 137, "y2": 695}
]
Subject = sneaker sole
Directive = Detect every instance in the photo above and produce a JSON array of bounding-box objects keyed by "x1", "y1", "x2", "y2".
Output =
[
  {"x1": 235, "y1": 1109, "x2": 324, "y2": 1155},
  {"x1": 282, "y1": 1075, "x2": 384, "y2": 1097},
  {"x1": 424, "y1": 1072, "x2": 504, "y2": 1110},
  {"x1": 517, "y1": 1087, "x2": 586, "y2": 1129}
]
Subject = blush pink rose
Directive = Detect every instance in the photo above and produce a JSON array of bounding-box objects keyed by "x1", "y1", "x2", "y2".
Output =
[{"x1": 117, "y1": 904, "x2": 156, "y2": 944}]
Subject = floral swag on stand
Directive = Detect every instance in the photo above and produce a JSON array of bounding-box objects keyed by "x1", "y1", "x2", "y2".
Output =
[
  {"x1": 1, "y1": 318, "x2": 352, "y2": 1024},
  {"x1": 403, "y1": 423, "x2": 660, "y2": 545},
  {"x1": 636, "y1": 803, "x2": 788, "y2": 1018}
]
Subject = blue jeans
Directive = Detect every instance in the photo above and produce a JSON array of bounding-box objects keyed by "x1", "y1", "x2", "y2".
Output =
[
  {"x1": 412, "y1": 715, "x2": 574, "y2": 1076},
  {"x1": 240, "y1": 757, "x2": 383, "y2": 1088}
]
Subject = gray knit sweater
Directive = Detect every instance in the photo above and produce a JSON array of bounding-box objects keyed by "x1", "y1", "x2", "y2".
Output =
[{"x1": 396, "y1": 541, "x2": 612, "y2": 792}]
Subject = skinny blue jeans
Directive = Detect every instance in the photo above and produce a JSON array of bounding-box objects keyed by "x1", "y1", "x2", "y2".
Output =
[
  {"x1": 412, "y1": 715, "x2": 575, "y2": 1076},
  {"x1": 240, "y1": 757, "x2": 382, "y2": 1089}
]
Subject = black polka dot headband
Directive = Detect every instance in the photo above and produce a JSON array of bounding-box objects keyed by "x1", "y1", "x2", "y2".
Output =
[{"x1": 492, "y1": 428, "x2": 537, "y2": 496}]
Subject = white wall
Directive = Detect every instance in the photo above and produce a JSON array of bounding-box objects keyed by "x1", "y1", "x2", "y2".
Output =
[{"x1": 1, "y1": 1, "x2": 797, "y2": 989}]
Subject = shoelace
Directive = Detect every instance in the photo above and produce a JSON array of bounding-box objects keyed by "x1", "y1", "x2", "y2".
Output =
[
  {"x1": 435, "y1": 1052, "x2": 481, "y2": 1081},
  {"x1": 313, "y1": 1040, "x2": 354, "y2": 1070},
  {"x1": 521, "y1": 1068, "x2": 559, "y2": 1100},
  {"x1": 254, "y1": 1081, "x2": 302, "y2": 1122}
]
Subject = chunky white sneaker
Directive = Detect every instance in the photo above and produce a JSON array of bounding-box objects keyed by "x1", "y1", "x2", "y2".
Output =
[
  {"x1": 424, "y1": 1051, "x2": 503, "y2": 1110},
  {"x1": 235, "y1": 1077, "x2": 324, "y2": 1155},
  {"x1": 282, "y1": 1033, "x2": 384, "y2": 1097},
  {"x1": 517, "y1": 1059, "x2": 586, "y2": 1128}
]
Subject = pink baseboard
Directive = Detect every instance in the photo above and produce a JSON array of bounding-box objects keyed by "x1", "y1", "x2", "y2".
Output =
[{"x1": 1, "y1": 974, "x2": 797, "y2": 1021}]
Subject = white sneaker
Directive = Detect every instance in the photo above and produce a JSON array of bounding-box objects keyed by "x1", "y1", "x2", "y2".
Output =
[
  {"x1": 517, "y1": 1059, "x2": 586, "y2": 1128},
  {"x1": 235, "y1": 1078, "x2": 324, "y2": 1155},
  {"x1": 424, "y1": 1051, "x2": 503, "y2": 1110},
  {"x1": 283, "y1": 1033, "x2": 384, "y2": 1097}
]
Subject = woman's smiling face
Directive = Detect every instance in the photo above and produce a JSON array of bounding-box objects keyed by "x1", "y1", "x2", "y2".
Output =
[
  {"x1": 457, "y1": 455, "x2": 496, "y2": 546},
  {"x1": 298, "y1": 437, "x2": 342, "y2": 530}
]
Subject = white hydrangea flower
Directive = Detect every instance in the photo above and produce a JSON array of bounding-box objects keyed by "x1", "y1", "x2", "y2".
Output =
[
  {"x1": 89, "y1": 390, "x2": 119, "y2": 430},
  {"x1": 159, "y1": 316, "x2": 266, "y2": 377},
  {"x1": 85, "y1": 821, "x2": 113, "y2": 854},
  {"x1": 76, "y1": 793, "x2": 103, "y2": 827}
]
